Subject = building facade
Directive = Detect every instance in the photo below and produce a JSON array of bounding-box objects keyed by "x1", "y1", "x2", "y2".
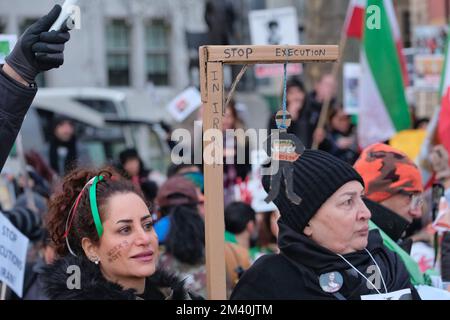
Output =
[
  {"x1": 408, "y1": 0, "x2": 450, "y2": 118},
  {"x1": 0, "y1": 0, "x2": 207, "y2": 91}
]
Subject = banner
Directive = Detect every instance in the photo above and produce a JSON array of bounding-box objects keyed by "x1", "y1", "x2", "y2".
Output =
[
  {"x1": 414, "y1": 54, "x2": 444, "y2": 90},
  {"x1": 166, "y1": 87, "x2": 202, "y2": 123},
  {"x1": 0, "y1": 212, "x2": 29, "y2": 298},
  {"x1": 414, "y1": 25, "x2": 448, "y2": 55}
]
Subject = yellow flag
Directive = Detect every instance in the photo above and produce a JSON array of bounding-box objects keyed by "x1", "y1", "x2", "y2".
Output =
[{"x1": 389, "y1": 129, "x2": 427, "y2": 161}]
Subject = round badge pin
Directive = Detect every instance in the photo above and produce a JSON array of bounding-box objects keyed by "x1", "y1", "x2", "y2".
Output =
[{"x1": 319, "y1": 272, "x2": 343, "y2": 293}]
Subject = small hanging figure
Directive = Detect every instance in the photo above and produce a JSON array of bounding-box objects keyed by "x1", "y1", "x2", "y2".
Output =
[{"x1": 264, "y1": 110, "x2": 305, "y2": 205}]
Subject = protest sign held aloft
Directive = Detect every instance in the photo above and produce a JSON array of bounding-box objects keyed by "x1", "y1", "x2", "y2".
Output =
[{"x1": 0, "y1": 212, "x2": 29, "y2": 298}]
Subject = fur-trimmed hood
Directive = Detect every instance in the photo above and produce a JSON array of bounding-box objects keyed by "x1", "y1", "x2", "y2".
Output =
[{"x1": 41, "y1": 255, "x2": 197, "y2": 300}]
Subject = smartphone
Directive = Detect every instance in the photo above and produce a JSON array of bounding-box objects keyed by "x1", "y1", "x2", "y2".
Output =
[{"x1": 49, "y1": 0, "x2": 79, "y2": 32}]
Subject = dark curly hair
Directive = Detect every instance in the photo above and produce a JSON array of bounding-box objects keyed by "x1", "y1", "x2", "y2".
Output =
[{"x1": 46, "y1": 167, "x2": 145, "y2": 256}]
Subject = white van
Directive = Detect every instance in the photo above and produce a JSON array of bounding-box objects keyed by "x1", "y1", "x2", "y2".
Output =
[{"x1": 19, "y1": 88, "x2": 170, "y2": 172}]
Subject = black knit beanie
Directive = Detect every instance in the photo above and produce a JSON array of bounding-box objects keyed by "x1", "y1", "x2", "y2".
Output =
[{"x1": 262, "y1": 150, "x2": 365, "y2": 233}]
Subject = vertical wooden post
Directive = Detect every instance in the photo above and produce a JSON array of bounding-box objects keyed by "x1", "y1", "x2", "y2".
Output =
[{"x1": 203, "y1": 62, "x2": 226, "y2": 300}]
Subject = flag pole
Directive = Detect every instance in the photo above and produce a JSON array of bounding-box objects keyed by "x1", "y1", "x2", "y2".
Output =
[
  {"x1": 15, "y1": 133, "x2": 36, "y2": 212},
  {"x1": 312, "y1": 30, "x2": 349, "y2": 150},
  {"x1": 1, "y1": 282, "x2": 6, "y2": 300}
]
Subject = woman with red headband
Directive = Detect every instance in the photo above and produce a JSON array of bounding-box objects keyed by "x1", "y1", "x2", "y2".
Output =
[{"x1": 42, "y1": 167, "x2": 198, "y2": 300}]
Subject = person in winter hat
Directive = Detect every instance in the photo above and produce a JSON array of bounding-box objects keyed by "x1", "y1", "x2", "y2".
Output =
[
  {"x1": 154, "y1": 176, "x2": 201, "y2": 244},
  {"x1": 231, "y1": 150, "x2": 419, "y2": 300},
  {"x1": 354, "y1": 143, "x2": 424, "y2": 252},
  {"x1": 155, "y1": 172, "x2": 206, "y2": 298}
]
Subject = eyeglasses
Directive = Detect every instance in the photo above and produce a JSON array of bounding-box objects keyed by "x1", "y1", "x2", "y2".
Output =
[{"x1": 399, "y1": 191, "x2": 424, "y2": 210}]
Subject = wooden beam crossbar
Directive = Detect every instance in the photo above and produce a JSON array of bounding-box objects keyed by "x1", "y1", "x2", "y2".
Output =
[{"x1": 207, "y1": 45, "x2": 339, "y2": 64}]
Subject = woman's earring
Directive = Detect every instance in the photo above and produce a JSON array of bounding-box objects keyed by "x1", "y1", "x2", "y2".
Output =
[{"x1": 91, "y1": 257, "x2": 100, "y2": 265}]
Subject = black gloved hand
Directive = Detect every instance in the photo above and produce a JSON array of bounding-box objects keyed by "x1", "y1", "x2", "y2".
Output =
[{"x1": 5, "y1": 5, "x2": 71, "y2": 84}]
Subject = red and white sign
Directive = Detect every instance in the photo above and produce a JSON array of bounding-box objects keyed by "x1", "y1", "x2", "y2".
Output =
[
  {"x1": 254, "y1": 64, "x2": 302, "y2": 79},
  {"x1": 166, "y1": 87, "x2": 202, "y2": 123}
]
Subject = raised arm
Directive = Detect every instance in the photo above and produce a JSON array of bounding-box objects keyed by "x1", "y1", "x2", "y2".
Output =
[{"x1": 0, "y1": 5, "x2": 71, "y2": 171}]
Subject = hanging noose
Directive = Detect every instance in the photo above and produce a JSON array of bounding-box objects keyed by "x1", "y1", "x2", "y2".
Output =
[
  {"x1": 278, "y1": 62, "x2": 289, "y2": 130},
  {"x1": 274, "y1": 63, "x2": 292, "y2": 130},
  {"x1": 265, "y1": 61, "x2": 305, "y2": 205}
]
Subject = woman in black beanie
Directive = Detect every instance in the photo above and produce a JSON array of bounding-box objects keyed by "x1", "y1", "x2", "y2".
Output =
[{"x1": 231, "y1": 150, "x2": 420, "y2": 300}]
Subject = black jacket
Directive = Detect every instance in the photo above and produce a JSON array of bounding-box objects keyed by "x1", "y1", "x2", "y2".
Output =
[
  {"x1": 442, "y1": 232, "x2": 450, "y2": 282},
  {"x1": 0, "y1": 65, "x2": 37, "y2": 172},
  {"x1": 306, "y1": 91, "x2": 337, "y2": 125},
  {"x1": 364, "y1": 198, "x2": 413, "y2": 253},
  {"x1": 7, "y1": 257, "x2": 49, "y2": 300},
  {"x1": 41, "y1": 255, "x2": 200, "y2": 300},
  {"x1": 49, "y1": 135, "x2": 78, "y2": 176},
  {"x1": 319, "y1": 128, "x2": 359, "y2": 165},
  {"x1": 231, "y1": 220, "x2": 419, "y2": 300}
]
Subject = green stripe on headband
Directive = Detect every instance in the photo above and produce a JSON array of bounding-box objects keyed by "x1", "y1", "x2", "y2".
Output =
[{"x1": 89, "y1": 176, "x2": 104, "y2": 238}]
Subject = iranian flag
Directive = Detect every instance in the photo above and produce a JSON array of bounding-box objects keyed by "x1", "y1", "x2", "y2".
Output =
[
  {"x1": 345, "y1": 0, "x2": 409, "y2": 85},
  {"x1": 357, "y1": 0, "x2": 411, "y2": 148},
  {"x1": 438, "y1": 27, "x2": 450, "y2": 155},
  {"x1": 344, "y1": 0, "x2": 366, "y2": 39}
]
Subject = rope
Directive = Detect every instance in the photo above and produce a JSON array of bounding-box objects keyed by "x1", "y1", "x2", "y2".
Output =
[
  {"x1": 225, "y1": 65, "x2": 248, "y2": 114},
  {"x1": 279, "y1": 62, "x2": 288, "y2": 129}
]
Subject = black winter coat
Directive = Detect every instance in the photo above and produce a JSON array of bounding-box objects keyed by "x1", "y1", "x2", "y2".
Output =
[
  {"x1": 442, "y1": 232, "x2": 450, "y2": 282},
  {"x1": 41, "y1": 255, "x2": 200, "y2": 300},
  {"x1": 0, "y1": 65, "x2": 37, "y2": 171},
  {"x1": 231, "y1": 220, "x2": 420, "y2": 300}
]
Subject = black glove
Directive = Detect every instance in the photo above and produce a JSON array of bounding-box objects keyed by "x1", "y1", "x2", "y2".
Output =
[{"x1": 5, "y1": 5, "x2": 71, "y2": 84}]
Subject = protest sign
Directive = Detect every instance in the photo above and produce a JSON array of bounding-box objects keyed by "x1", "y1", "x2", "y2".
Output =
[
  {"x1": 0, "y1": 212, "x2": 29, "y2": 298},
  {"x1": 167, "y1": 87, "x2": 201, "y2": 123},
  {"x1": 249, "y1": 7, "x2": 301, "y2": 79},
  {"x1": 343, "y1": 63, "x2": 360, "y2": 115}
]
